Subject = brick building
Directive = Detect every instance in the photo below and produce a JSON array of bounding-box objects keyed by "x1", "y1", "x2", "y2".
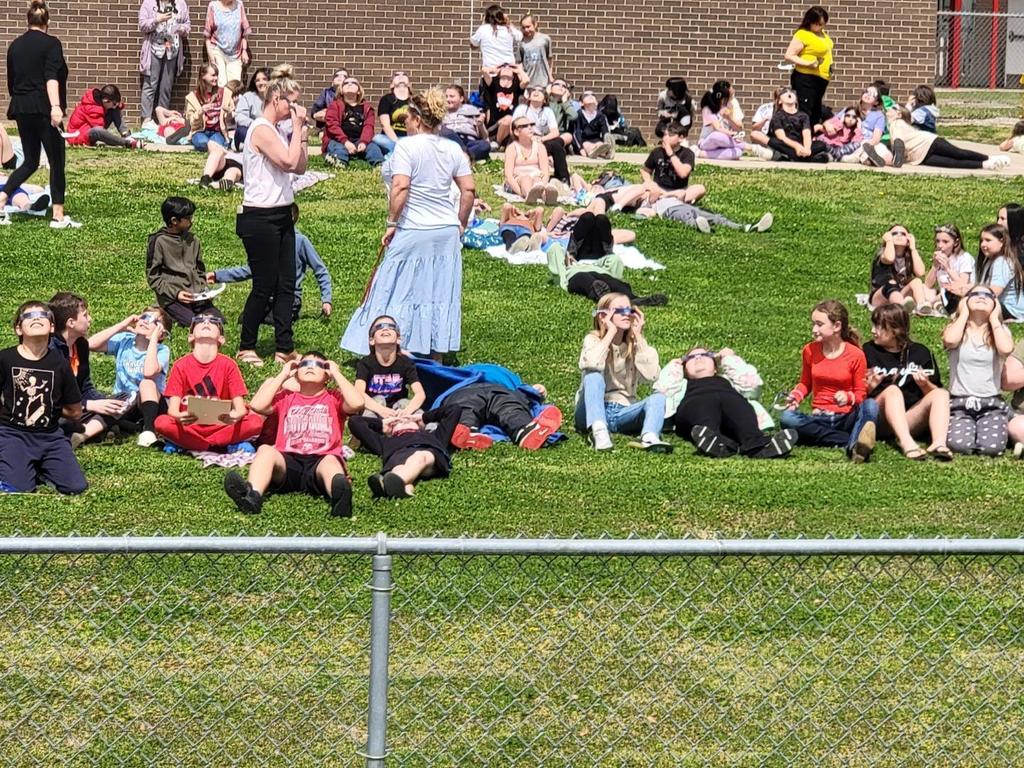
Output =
[{"x1": 0, "y1": 1, "x2": 936, "y2": 137}]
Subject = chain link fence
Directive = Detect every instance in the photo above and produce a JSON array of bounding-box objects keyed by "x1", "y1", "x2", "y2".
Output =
[
  {"x1": 1, "y1": 536, "x2": 1024, "y2": 766},
  {"x1": 937, "y1": 10, "x2": 1024, "y2": 121}
]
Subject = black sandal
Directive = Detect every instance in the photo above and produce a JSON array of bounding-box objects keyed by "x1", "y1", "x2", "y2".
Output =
[{"x1": 927, "y1": 445, "x2": 954, "y2": 462}]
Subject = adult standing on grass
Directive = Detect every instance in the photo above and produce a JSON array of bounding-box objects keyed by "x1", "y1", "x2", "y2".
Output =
[
  {"x1": 235, "y1": 64, "x2": 308, "y2": 368},
  {"x1": 0, "y1": 0, "x2": 77, "y2": 229},
  {"x1": 204, "y1": 0, "x2": 250, "y2": 88},
  {"x1": 783, "y1": 5, "x2": 832, "y2": 127},
  {"x1": 138, "y1": 0, "x2": 191, "y2": 126},
  {"x1": 341, "y1": 88, "x2": 476, "y2": 360}
]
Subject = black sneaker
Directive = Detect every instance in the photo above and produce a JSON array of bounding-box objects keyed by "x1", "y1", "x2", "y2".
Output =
[
  {"x1": 862, "y1": 144, "x2": 886, "y2": 168},
  {"x1": 632, "y1": 293, "x2": 668, "y2": 307},
  {"x1": 690, "y1": 425, "x2": 734, "y2": 458},
  {"x1": 224, "y1": 470, "x2": 262, "y2": 514},
  {"x1": 382, "y1": 472, "x2": 411, "y2": 498},
  {"x1": 754, "y1": 428, "x2": 797, "y2": 459},
  {"x1": 892, "y1": 139, "x2": 906, "y2": 168},
  {"x1": 589, "y1": 278, "x2": 612, "y2": 301},
  {"x1": 367, "y1": 473, "x2": 386, "y2": 499},
  {"x1": 199, "y1": 174, "x2": 213, "y2": 188},
  {"x1": 165, "y1": 124, "x2": 190, "y2": 145},
  {"x1": 329, "y1": 475, "x2": 353, "y2": 518}
]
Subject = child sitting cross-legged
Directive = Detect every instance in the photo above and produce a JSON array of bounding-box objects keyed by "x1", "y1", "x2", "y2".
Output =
[
  {"x1": 86, "y1": 306, "x2": 171, "y2": 448},
  {"x1": 0, "y1": 302, "x2": 87, "y2": 495},
  {"x1": 355, "y1": 316, "x2": 426, "y2": 418},
  {"x1": 224, "y1": 353, "x2": 364, "y2": 517},
  {"x1": 153, "y1": 309, "x2": 263, "y2": 452},
  {"x1": 348, "y1": 405, "x2": 463, "y2": 499}
]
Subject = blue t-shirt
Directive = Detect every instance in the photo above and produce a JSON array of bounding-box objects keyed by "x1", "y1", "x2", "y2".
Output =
[
  {"x1": 991, "y1": 257, "x2": 1024, "y2": 319},
  {"x1": 107, "y1": 332, "x2": 170, "y2": 395},
  {"x1": 862, "y1": 110, "x2": 885, "y2": 141}
]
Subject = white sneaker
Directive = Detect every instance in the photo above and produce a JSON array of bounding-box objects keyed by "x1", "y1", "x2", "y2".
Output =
[
  {"x1": 695, "y1": 216, "x2": 712, "y2": 234},
  {"x1": 141, "y1": 119, "x2": 158, "y2": 131},
  {"x1": 589, "y1": 422, "x2": 613, "y2": 451},
  {"x1": 1014, "y1": 441, "x2": 1024, "y2": 459},
  {"x1": 50, "y1": 215, "x2": 82, "y2": 229},
  {"x1": 640, "y1": 432, "x2": 674, "y2": 453},
  {"x1": 0, "y1": 212, "x2": 10, "y2": 226},
  {"x1": 137, "y1": 430, "x2": 159, "y2": 448},
  {"x1": 751, "y1": 145, "x2": 774, "y2": 160},
  {"x1": 752, "y1": 212, "x2": 773, "y2": 233},
  {"x1": 983, "y1": 155, "x2": 1010, "y2": 170}
]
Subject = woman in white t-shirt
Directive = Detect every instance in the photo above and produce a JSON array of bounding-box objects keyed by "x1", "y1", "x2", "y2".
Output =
[
  {"x1": 470, "y1": 4, "x2": 522, "y2": 70},
  {"x1": 920, "y1": 224, "x2": 974, "y2": 317},
  {"x1": 342, "y1": 89, "x2": 476, "y2": 360},
  {"x1": 235, "y1": 64, "x2": 308, "y2": 367}
]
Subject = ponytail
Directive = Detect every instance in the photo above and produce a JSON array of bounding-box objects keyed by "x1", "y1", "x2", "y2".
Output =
[{"x1": 27, "y1": 0, "x2": 49, "y2": 26}]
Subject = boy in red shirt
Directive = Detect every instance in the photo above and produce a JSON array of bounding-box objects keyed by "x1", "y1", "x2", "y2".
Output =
[
  {"x1": 153, "y1": 309, "x2": 263, "y2": 451},
  {"x1": 224, "y1": 352, "x2": 364, "y2": 517}
]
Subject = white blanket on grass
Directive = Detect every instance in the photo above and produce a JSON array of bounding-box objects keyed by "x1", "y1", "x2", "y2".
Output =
[
  {"x1": 2, "y1": 186, "x2": 50, "y2": 216},
  {"x1": 186, "y1": 170, "x2": 334, "y2": 193},
  {"x1": 491, "y1": 183, "x2": 576, "y2": 205},
  {"x1": 484, "y1": 243, "x2": 664, "y2": 270}
]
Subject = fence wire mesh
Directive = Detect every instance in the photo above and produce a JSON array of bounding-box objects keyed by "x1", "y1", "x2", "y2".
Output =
[
  {"x1": 1, "y1": 540, "x2": 1023, "y2": 767},
  {"x1": 937, "y1": 10, "x2": 1024, "y2": 121}
]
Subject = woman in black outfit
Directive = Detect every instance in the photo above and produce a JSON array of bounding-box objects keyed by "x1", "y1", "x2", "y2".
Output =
[{"x1": 1, "y1": 0, "x2": 77, "y2": 228}]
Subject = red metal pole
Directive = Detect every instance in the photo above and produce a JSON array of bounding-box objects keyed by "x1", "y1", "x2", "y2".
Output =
[
  {"x1": 991, "y1": 0, "x2": 1000, "y2": 88},
  {"x1": 951, "y1": 0, "x2": 962, "y2": 89}
]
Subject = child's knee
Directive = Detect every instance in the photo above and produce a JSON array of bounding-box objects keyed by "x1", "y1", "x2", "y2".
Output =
[{"x1": 58, "y1": 477, "x2": 88, "y2": 495}]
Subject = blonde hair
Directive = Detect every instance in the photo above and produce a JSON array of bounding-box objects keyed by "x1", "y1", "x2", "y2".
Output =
[
  {"x1": 589, "y1": 292, "x2": 636, "y2": 366},
  {"x1": 264, "y1": 64, "x2": 301, "y2": 106},
  {"x1": 408, "y1": 88, "x2": 447, "y2": 131}
]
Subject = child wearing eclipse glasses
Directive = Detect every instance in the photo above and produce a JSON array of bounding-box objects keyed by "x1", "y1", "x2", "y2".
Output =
[
  {"x1": 86, "y1": 305, "x2": 172, "y2": 448},
  {"x1": 354, "y1": 315, "x2": 426, "y2": 419},
  {"x1": 575, "y1": 292, "x2": 672, "y2": 452},
  {"x1": 0, "y1": 302, "x2": 87, "y2": 494},
  {"x1": 153, "y1": 308, "x2": 264, "y2": 452},
  {"x1": 224, "y1": 351, "x2": 363, "y2": 517}
]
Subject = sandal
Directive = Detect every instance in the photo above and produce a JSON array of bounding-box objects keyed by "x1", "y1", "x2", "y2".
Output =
[
  {"x1": 902, "y1": 447, "x2": 928, "y2": 461},
  {"x1": 274, "y1": 351, "x2": 299, "y2": 365},
  {"x1": 235, "y1": 350, "x2": 264, "y2": 367},
  {"x1": 926, "y1": 444, "x2": 954, "y2": 462}
]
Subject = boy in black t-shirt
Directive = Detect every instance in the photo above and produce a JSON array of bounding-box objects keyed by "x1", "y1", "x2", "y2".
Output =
[
  {"x1": 640, "y1": 122, "x2": 705, "y2": 205},
  {"x1": 767, "y1": 87, "x2": 829, "y2": 163},
  {"x1": 0, "y1": 301, "x2": 87, "y2": 494},
  {"x1": 354, "y1": 316, "x2": 426, "y2": 419}
]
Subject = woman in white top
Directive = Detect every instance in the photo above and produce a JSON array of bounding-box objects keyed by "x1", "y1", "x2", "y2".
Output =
[
  {"x1": 470, "y1": 4, "x2": 521, "y2": 70},
  {"x1": 235, "y1": 64, "x2": 308, "y2": 367},
  {"x1": 342, "y1": 88, "x2": 476, "y2": 360}
]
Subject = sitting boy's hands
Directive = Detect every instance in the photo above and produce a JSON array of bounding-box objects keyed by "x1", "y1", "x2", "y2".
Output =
[
  {"x1": 88, "y1": 398, "x2": 128, "y2": 416},
  {"x1": 177, "y1": 290, "x2": 194, "y2": 305},
  {"x1": 205, "y1": 272, "x2": 217, "y2": 285},
  {"x1": 219, "y1": 408, "x2": 245, "y2": 425}
]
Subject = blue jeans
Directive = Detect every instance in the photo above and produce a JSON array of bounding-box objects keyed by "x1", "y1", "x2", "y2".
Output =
[
  {"x1": 574, "y1": 372, "x2": 666, "y2": 436},
  {"x1": 371, "y1": 133, "x2": 397, "y2": 154},
  {"x1": 326, "y1": 139, "x2": 385, "y2": 166},
  {"x1": 233, "y1": 123, "x2": 249, "y2": 150},
  {"x1": 779, "y1": 399, "x2": 879, "y2": 452},
  {"x1": 192, "y1": 129, "x2": 227, "y2": 152}
]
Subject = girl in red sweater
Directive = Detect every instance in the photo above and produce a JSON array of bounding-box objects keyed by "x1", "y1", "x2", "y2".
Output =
[
  {"x1": 780, "y1": 299, "x2": 880, "y2": 462},
  {"x1": 66, "y1": 85, "x2": 141, "y2": 148}
]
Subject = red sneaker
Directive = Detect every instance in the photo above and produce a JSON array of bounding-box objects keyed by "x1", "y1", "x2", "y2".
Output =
[
  {"x1": 451, "y1": 423, "x2": 494, "y2": 451},
  {"x1": 515, "y1": 405, "x2": 563, "y2": 451}
]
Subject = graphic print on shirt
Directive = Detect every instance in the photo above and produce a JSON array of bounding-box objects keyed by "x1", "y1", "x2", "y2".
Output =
[
  {"x1": 282, "y1": 403, "x2": 335, "y2": 453},
  {"x1": 191, "y1": 375, "x2": 219, "y2": 398},
  {"x1": 12, "y1": 367, "x2": 54, "y2": 427},
  {"x1": 367, "y1": 373, "x2": 405, "y2": 399}
]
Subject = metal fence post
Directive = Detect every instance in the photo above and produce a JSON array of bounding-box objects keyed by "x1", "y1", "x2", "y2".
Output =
[{"x1": 364, "y1": 536, "x2": 393, "y2": 767}]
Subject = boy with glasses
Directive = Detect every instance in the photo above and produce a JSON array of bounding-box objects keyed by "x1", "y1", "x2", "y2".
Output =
[
  {"x1": 153, "y1": 308, "x2": 264, "y2": 452},
  {"x1": 0, "y1": 302, "x2": 87, "y2": 494}
]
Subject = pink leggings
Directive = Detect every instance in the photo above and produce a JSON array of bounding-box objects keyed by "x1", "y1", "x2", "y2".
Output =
[{"x1": 698, "y1": 131, "x2": 743, "y2": 160}]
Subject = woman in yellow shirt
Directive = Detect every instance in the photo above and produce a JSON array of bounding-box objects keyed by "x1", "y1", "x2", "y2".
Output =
[{"x1": 783, "y1": 5, "x2": 832, "y2": 126}]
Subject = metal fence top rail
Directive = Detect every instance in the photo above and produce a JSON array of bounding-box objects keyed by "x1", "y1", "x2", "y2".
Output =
[
  {"x1": 938, "y1": 9, "x2": 1024, "y2": 16},
  {"x1": 0, "y1": 535, "x2": 1023, "y2": 556}
]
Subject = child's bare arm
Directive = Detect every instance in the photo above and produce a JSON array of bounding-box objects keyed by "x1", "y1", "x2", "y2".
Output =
[
  {"x1": 87, "y1": 315, "x2": 137, "y2": 352},
  {"x1": 250, "y1": 363, "x2": 294, "y2": 415},
  {"x1": 329, "y1": 361, "x2": 365, "y2": 413}
]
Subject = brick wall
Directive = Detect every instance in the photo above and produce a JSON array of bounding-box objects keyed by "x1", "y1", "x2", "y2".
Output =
[{"x1": 0, "y1": 1, "x2": 936, "y2": 138}]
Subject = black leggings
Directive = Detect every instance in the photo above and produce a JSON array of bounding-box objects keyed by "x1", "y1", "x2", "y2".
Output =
[
  {"x1": 768, "y1": 137, "x2": 829, "y2": 162},
  {"x1": 921, "y1": 137, "x2": 988, "y2": 169},
  {"x1": 236, "y1": 205, "x2": 297, "y2": 354},
  {"x1": 790, "y1": 70, "x2": 829, "y2": 127},
  {"x1": 2, "y1": 114, "x2": 66, "y2": 205},
  {"x1": 673, "y1": 383, "x2": 771, "y2": 455},
  {"x1": 568, "y1": 212, "x2": 613, "y2": 260},
  {"x1": 543, "y1": 137, "x2": 570, "y2": 183},
  {"x1": 566, "y1": 271, "x2": 635, "y2": 302}
]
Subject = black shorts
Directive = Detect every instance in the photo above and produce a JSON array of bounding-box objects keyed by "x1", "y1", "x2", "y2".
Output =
[
  {"x1": 383, "y1": 446, "x2": 451, "y2": 477},
  {"x1": 212, "y1": 158, "x2": 243, "y2": 181},
  {"x1": 273, "y1": 453, "x2": 338, "y2": 498}
]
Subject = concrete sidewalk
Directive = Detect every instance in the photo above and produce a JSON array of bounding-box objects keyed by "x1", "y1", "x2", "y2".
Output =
[{"x1": 568, "y1": 139, "x2": 1023, "y2": 179}]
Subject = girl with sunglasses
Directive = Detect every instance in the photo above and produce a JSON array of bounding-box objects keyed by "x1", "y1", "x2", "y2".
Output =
[
  {"x1": 942, "y1": 285, "x2": 1015, "y2": 455},
  {"x1": 575, "y1": 292, "x2": 672, "y2": 452},
  {"x1": 779, "y1": 300, "x2": 879, "y2": 462},
  {"x1": 869, "y1": 225, "x2": 927, "y2": 311},
  {"x1": 919, "y1": 223, "x2": 973, "y2": 316},
  {"x1": 977, "y1": 223, "x2": 1024, "y2": 321},
  {"x1": 504, "y1": 115, "x2": 557, "y2": 204},
  {"x1": 355, "y1": 316, "x2": 425, "y2": 419},
  {"x1": 671, "y1": 347, "x2": 797, "y2": 458},
  {"x1": 864, "y1": 304, "x2": 952, "y2": 460}
]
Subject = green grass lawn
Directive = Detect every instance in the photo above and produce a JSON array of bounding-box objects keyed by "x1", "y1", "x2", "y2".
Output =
[
  {"x1": 1, "y1": 149, "x2": 1023, "y2": 538},
  {"x1": 2, "y1": 149, "x2": 1024, "y2": 766}
]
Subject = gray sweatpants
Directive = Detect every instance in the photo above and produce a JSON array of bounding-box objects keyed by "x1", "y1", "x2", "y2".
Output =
[
  {"x1": 947, "y1": 396, "x2": 1010, "y2": 456},
  {"x1": 658, "y1": 201, "x2": 741, "y2": 230},
  {"x1": 141, "y1": 54, "x2": 176, "y2": 122}
]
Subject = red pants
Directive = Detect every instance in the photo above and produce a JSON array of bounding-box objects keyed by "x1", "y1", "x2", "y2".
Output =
[{"x1": 154, "y1": 413, "x2": 264, "y2": 452}]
